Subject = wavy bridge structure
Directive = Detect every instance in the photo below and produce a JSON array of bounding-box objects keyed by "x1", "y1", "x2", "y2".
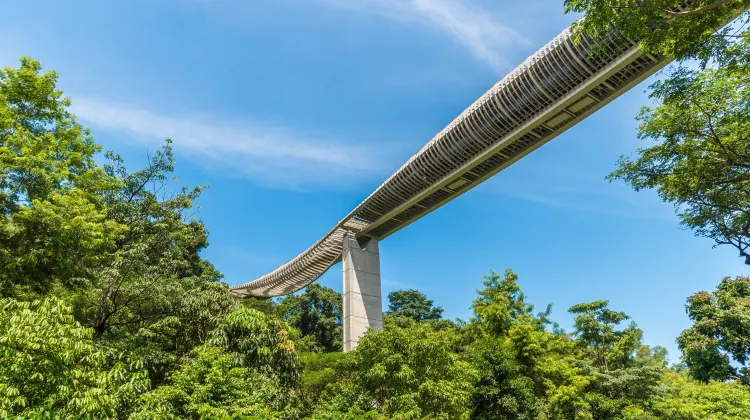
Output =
[{"x1": 232, "y1": 24, "x2": 670, "y2": 351}]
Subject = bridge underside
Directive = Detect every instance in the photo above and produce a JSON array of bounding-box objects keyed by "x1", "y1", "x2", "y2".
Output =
[{"x1": 232, "y1": 26, "x2": 668, "y2": 298}]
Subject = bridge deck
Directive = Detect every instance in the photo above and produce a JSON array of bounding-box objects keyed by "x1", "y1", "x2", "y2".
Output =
[{"x1": 232, "y1": 26, "x2": 668, "y2": 298}]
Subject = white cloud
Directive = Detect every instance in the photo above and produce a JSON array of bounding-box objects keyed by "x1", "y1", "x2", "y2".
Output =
[
  {"x1": 72, "y1": 97, "x2": 387, "y2": 190},
  {"x1": 314, "y1": 0, "x2": 529, "y2": 73}
]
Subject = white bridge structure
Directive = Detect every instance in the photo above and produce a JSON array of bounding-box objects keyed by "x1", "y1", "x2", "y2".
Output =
[{"x1": 232, "y1": 25, "x2": 669, "y2": 351}]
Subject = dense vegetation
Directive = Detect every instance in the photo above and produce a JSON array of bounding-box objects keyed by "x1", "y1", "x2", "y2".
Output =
[
  {"x1": 566, "y1": 0, "x2": 750, "y2": 264},
  {"x1": 2, "y1": 1, "x2": 750, "y2": 418}
]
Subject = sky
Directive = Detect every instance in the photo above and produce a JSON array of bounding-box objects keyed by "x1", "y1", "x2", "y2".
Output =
[{"x1": 3, "y1": 0, "x2": 746, "y2": 360}]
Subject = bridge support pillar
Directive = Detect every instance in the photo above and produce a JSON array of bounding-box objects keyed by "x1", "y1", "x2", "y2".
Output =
[{"x1": 342, "y1": 234, "x2": 382, "y2": 352}]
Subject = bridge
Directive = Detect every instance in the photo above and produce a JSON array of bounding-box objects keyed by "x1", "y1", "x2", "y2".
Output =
[{"x1": 232, "y1": 24, "x2": 669, "y2": 351}]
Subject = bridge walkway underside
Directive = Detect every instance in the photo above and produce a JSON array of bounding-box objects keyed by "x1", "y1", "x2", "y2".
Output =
[{"x1": 232, "y1": 26, "x2": 667, "y2": 298}]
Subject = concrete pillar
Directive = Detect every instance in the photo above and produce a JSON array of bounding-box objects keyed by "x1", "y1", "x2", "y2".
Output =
[{"x1": 342, "y1": 234, "x2": 382, "y2": 352}]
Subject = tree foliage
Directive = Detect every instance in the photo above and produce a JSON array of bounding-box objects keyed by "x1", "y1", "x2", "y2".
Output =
[
  {"x1": 0, "y1": 297, "x2": 149, "y2": 418},
  {"x1": 131, "y1": 344, "x2": 289, "y2": 419},
  {"x1": 608, "y1": 43, "x2": 750, "y2": 263},
  {"x1": 386, "y1": 288, "x2": 444, "y2": 322},
  {"x1": 471, "y1": 269, "x2": 551, "y2": 336},
  {"x1": 0, "y1": 57, "x2": 115, "y2": 296},
  {"x1": 279, "y1": 283, "x2": 343, "y2": 353},
  {"x1": 564, "y1": 0, "x2": 750, "y2": 63},
  {"x1": 314, "y1": 319, "x2": 475, "y2": 419},
  {"x1": 678, "y1": 276, "x2": 750, "y2": 385}
]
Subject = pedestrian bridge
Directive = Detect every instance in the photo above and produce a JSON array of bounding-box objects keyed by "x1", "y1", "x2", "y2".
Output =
[{"x1": 232, "y1": 24, "x2": 669, "y2": 350}]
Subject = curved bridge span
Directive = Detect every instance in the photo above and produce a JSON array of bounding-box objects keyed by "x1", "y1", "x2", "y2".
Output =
[{"x1": 232, "y1": 25, "x2": 668, "y2": 299}]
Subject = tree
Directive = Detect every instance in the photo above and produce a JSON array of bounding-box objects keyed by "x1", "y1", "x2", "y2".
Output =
[
  {"x1": 73, "y1": 142, "x2": 219, "y2": 338},
  {"x1": 678, "y1": 276, "x2": 750, "y2": 385},
  {"x1": 0, "y1": 297, "x2": 149, "y2": 418},
  {"x1": 567, "y1": 2, "x2": 750, "y2": 264},
  {"x1": 209, "y1": 307, "x2": 300, "y2": 389},
  {"x1": 130, "y1": 345, "x2": 288, "y2": 420},
  {"x1": 0, "y1": 58, "x2": 117, "y2": 296},
  {"x1": 471, "y1": 269, "x2": 551, "y2": 337},
  {"x1": 564, "y1": 0, "x2": 750, "y2": 64},
  {"x1": 105, "y1": 280, "x2": 240, "y2": 386},
  {"x1": 386, "y1": 288, "x2": 443, "y2": 321},
  {"x1": 468, "y1": 336, "x2": 539, "y2": 419},
  {"x1": 607, "y1": 45, "x2": 750, "y2": 264},
  {"x1": 297, "y1": 351, "x2": 347, "y2": 416},
  {"x1": 0, "y1": 58, "x2": 222, "y2": 340},
  {"x1": 635, "y1": 344, "x2": 670, "y2": 368},
  {"x1": 469, "y1": 269, "x2": 591, "y2": 419},
  {"x1": 650, "y1": 371, "x2": 750, "y2": 419},
  {"x1": 278, "y1": 283, "x2": 342, "y2": 353},
  {"x1": 569, "y1": 300, "x2": 642, "y2": 370},
  {"x1": 569, "y1": 301, "x2": 668, "y2": 419},
  {"x1": 315, "y1": 319, "x2": 476, "y2": 419}
]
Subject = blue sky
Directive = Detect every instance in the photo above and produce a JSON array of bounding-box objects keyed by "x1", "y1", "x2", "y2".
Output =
[{"x1": 4, "y1": 0, "x2": 746, "y2": 360}]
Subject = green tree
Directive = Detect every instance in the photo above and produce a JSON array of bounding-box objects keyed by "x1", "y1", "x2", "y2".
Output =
[
  {"x1": 567, "y1": 1, "x2": 750, "y2": 265},
  {"x1": 635, "y1": 344, "x2": 670, "y2": 368},
  {"x1": 678, "y1": 276, "x2": 750, "y2": 385},
  {"x1": 241, "y1": 295, "x2": 281, "y2": 317},
  {"x1": 468, "y1": 269, "x2": 591, "y2": 419},
  {"x1": 209, "y1": 306, "x2": 300, "y2": 389},
  {"x1": 468, "y1": 337, "x2": 539, "y2": 419},
  {"x1": 0, "y1": 58, "x2": 222, "y2": 342},
  {"x1": 471, "y1": 269, "x2": 550, "y2": 337},
  {"x1": 278, "y1": 283, "x2": 343, "y2": 353},
  {"x1": 0, "y1": 297, "x2": 149, "y2": 418},
  {"x1": 650, "y1": 371, "x2": 750, "y2": 419},
  {"x1": 386, "y1": 288, "x2": 444, "y2": 322},
  {"x1": 607, "y1": 46, "x2": 750, "y2": 264},
  {"x1": 297, "y1": 351, "x2": 347, "y2": 416},
  {"x1": 130, "y1": 345, "x2": 287, "y2": 420},
  {"x1": 564, "y1": 0, "x2": 750, "y2": 63},
  {"x1": 106, "y1": 280, "x2": 240, "y2": 386},
  {"x1": 0, "y1": 58, "x2": 117, "y2": 296},
  {"x1": 569, "y1": 301, "x2": 668, "y2": 419},
  {"x1": 569, "y1": 300, "x2": 641, "y2": 370},
  {"x1": 315, "y1": 319, "x2": 476, "y2": 419},
  {"x1": 72, "y1": 142, "x2": 219, "y2": 338}
]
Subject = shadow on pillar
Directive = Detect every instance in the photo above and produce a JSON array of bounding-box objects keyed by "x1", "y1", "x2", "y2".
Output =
[{"x1": 342, "y1": 234, "x2": 383, "y2": 352}]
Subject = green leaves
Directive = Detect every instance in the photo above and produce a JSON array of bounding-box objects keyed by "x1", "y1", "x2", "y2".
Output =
[
  {"x1": 315, "y1": 321, "x2": 475, "y2": 419},
  {"x1": 564, "y1": 0, "x2": 750, "y2": 64},
  {"x1": 569, "y1": 300, "x2": 642, "y2": 371},
  {"x1": 678, "y1": 276, "x2": 750, "y2": 384},
  {"x1": 278, "y1": 283, "x2": 343, "y2": 353},
  {"x1": 608, "y1": 38, "x2": 750, "y2": 264},
  {"x1": 131, "y1": 345, "x2": 287, "y2": 420},
  {"x1": 0, "y1": 297, "x2": 149, "y2": 418},
  {"x1": 0, "y1": 59, "x2": 115, "y2": 296},
  {"x1": 471, "y1": 269, "x2": 550, "y2": 337},
  {"x1": 570, "y1": 1, "x2": 750, "y2": 266},
  {"x1": 209, "y1": 307, "x2": 300, "y2": 388},
  {"x1": 386, "y1": 289, "x2": 444, "y2": 322}
]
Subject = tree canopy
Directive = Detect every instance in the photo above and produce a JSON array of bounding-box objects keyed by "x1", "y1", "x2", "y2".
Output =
[
  {"x1": 608, "y1": 42, "x2": 750, "y2": 263},
  {"x1": 678, "y1": 276, "x2": 750, "y2": 385},
  {"x1": 564, "y1": 0, "x2": 750, "y2": 63},
  {"x1": 386, "y1": 288, "x2": 444, "y2": 322}
]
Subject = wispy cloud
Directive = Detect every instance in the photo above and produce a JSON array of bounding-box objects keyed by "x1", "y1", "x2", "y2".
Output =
[
  {"x1": 314, "y1": 0, "x2": 529, "y2": 72},
  {"x1": 498, "y1": 185, "x2": 674, "y2": 220},
  {"x1": 72, "y1": 97, "x2": 387, "y2": 190},
  {"x1": 486, "y1": 159, "x2": 675, "y2": 220}
]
